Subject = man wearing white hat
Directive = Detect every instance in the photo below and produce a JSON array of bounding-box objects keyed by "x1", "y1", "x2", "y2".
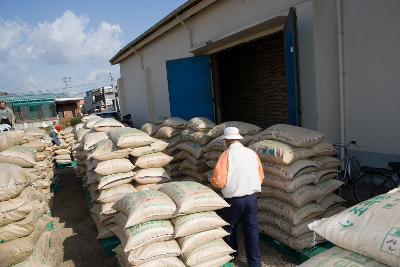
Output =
[{"x1": 211, "y1": 126, "x2": 264, "y2": 267}]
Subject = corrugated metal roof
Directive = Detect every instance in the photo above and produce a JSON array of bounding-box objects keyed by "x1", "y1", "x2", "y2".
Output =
[{"x1": 0, "y1": 93, "x2": 68, "y2": 103}]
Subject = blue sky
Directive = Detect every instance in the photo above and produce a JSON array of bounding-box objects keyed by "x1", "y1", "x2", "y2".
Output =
[{"x1": 0, "y1": 0, "x2": 186, "y2": 95}]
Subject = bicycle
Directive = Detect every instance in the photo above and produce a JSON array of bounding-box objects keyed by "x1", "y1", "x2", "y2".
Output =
[
  {"x1": 352, "y1": 162, "x2": 400, "y2": 202},
  {"x1": 334, "y1": 141, "x2": 361, "y2": 186}
]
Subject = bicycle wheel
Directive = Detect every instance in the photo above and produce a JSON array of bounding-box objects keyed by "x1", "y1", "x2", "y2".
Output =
[{"x1": 353, "y1": 173, "x2": 398, "y2": 203}]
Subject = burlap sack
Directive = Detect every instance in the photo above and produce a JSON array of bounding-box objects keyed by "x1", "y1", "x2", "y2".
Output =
[
  {"x1": 109, "y1": 128, "x2": 154, "y2": 148},
  {"x1": 97, "y1": 171, "x2": 135, "y2": 190},
  {"x1": 207, "y1": 121, "x2": 261, "y2": 138},
  {"x1": 312, "y1": 156, "x2": 341, "y2": 170},
  {"x1": 54, "y1": 148, "x2": 71, "y2": 155},
  {"x1": 315, "y1": 179, "x2": 344, "y2": 201},
  {"x1": 321, "y1": 205, "x2": 347, "y2": 218},
  {"x1": 133, "y1": 168, "x2": 171, "y2": 185},
  {"x1": 311, "y1": 141, "x2": 337, "y2": 157},
  {"x1": 96, "y1": 184, "x2": 137, "y2": 204},
  {"x1": 186, "y1": 117, "x2": 215, "y2": 132},
  {"x1": 135, "y1": 184, "x2": 163, "y2": 191},
  {"x1": 130, "y1": 140, "x2": 168, "y2": 158},
  {"x1": 263, "y1": 159, "x2": 317, "y2": 180},
  {"x1": 0, "y1": 163, "x2": 29, "y2": 201},
  {"x1": 0, "y1": 131, "x2": 24, "y2": 152},
  {"x1": 89, "y1": 139, "x2": 130, "y2": 160},
  {"x1": 133, "y1": 152, "x2": 173, "y2": 168},
  {"x1": 153, "y1": 126, "x2": 181, "y2": 139},
  {"x1": 298, "y1": 246, "x2": 387, "y2": 267},
  {"x1": 92, "y1": 118, "x2": 124, "y2": 132},
  {"x1": 82, "y1": 114, "x2": 100, "y2": 122},
  {"x1": 203, "y1": 136, "x2": 226, "y2": 153},
  {"x1": 259, "y1": 185, "x2": 324, "y2": 207},
  {"x1": 110, "y1": 220, "x2": 174, "y2": 252},
  {"x1": 82, "y1": 132, "x2": 109, "y2": 151},
  {"x1": 140, "y1": 123, "x2": 162, "y2": 136},
  {"x1": 315, "y1": 169, "x2": 339, "y2": 183},
  {"x1": 262, "y1": 173, "x2": 316, "y2": 192},
  {"x1": 308, "y1": 189, "x2": 400, "y2": 266},
  {"x1": 21, "y1": 140, "x2": 49, "y2": 152},
  {"x1": 113, "y1": 190, "x2": 176, "y2": 228},
  {"x1": 181, "y1": 169, "x2": 208, "y2": 183},
  {"x1": 181, "y1": 239, "x2": 234, "y2": 266},
  {"x1": 84, "y1": 117, "x2": 102, "y2": 129},
  {"x1": 60, "y1": 127, "x2": 74, "y2": 135},
  {"x1": 176, "y1": 142, "x2": 204, "y2": 159},
  {"x1": 187, "y1": 132, "x2": 212, "y2": 145},
  {"x1": 94, "y1": 158, "x2": 135, "y2": 176},
  {"x1": 90, "y1": 202, "x2": 117, "y2": 217},
  {"x1": 318, "y1": 193, "x2": 345, "y2": 211},
  {"x1": 191, "y1": 255, "x2": 233, "y2": 267},
  {"x1": 74, "y1": 123, "x2": 84, "y2": 132},
  {"x1": 159, "y1": 182, "x2": 229, "y2": 215},
  {"x1": 90, "y1": 214, "x2": 114, "y2": 239},
  {"x1": 203, "y1": 151, "x2": 222, "y2": 160},
  {"x1": 177, "y1": 227, "x2": 228, "y2": 253},
  {"x1": 0, "y1": 214, "x2": 50, "y2": 267},
  {"x1": 0, "y1": 204, "x2": 43, "y2": 243},
  {"x1": 55, "y1": 154, "x2": 71, "y2": 160},
  {"x1": 251, "y1": 140, "x2": 315, "y2": 165},
  {"x1": 163, "y1": 117, "x2": 187, "y2": 129},
  {"x1": 259, "y1": 213, "x2": 315, "y2": 237},
  {"x1": 115, "y1": 245, "x2": 185, "y2": 267},
  {"x1": 76, "y1": 128, "x2": 91, "y2": 142},
  {"x1": 0, "y1": 146, "x2": 36, "y2": 167},
  {"x1": 125, "y1": 240, "x2": 181, "y2": 265},
  {"x1": 259, "y1": 198, "x2": 322, "y2": 225},
  {"x1": 255, "y1": 124, "x2": 325, "y2": 148},
  {"x1": 172, "y1": 211, "x2": 228, "y2": 238},
  {"x1": 205, "y1": 160, "x2": 217, "y2": 169},
  {"x1": 259, "y1": 223, "x2": 324, "y2": 250}
]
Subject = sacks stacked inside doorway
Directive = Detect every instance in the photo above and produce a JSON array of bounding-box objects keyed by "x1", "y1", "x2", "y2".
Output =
[
  {"x1": 0, "y1": 129, "x2": 55, "y2": 267},
  {"x1": 249, "y1": 124, "x2": 345, "y2": 250},
  {"x1": 111, "y1": 181, "x2": 233, "y2": 267}
]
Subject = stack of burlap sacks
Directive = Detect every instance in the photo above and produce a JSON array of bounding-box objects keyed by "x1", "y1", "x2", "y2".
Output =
[
  {"x1": 141, "y1": 118, "x2": 262, "y2": 184},
  {"x1": 54, "y1": 127, "x2": 75, "y2": 165},
  {"x1": 247, "y1": 124, "x2": 345, "y2": 250},
  {"x1": 110, "y1": 181, "x2": 234, "y2": 267},
  {"x1": 72, "y1": 114, "x2": 174, "y2": 240},
  {"x1": 0, "y1": 129, "x2": 55, "y2": 266},
  {"x1": 300, "y1": 187, "x2": 400, "y2": 267}
]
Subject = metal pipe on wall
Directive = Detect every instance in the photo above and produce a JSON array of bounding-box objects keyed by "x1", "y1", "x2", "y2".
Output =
[{"x1": 336, "y1": 0, "x2": 345, "y2": 158}]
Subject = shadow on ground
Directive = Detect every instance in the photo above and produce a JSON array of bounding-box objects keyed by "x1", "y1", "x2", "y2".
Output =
[{"x1": 52, "y1": 168, "x2": 117, "y2": 267}]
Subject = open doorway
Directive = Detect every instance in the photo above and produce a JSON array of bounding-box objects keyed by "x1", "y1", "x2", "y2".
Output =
[{"x1": 212, "y1": 31, "x2": 288, "y2": 129}]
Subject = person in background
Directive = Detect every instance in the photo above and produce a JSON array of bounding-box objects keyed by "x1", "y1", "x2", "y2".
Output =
[
  {"x1": 42, "y1": 122, "x2": 61, "y2": 146},
  {"x1": 0, "y1": 101, "x2": 15, "y2": 128},
  {"x1": 210, "y1": 127, "x2": 264, "y2": 267}
]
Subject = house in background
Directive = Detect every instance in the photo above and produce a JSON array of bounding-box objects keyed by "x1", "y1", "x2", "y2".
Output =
[
  {"x1": 110, "y1": 0, "x2": 400, "y2": 167},
  {"x1": 84, "y1": 86, "x2": 118, "y2": 113},
  {"x1": 55, "y1": 97, "x2": 84, "y2": 118}
]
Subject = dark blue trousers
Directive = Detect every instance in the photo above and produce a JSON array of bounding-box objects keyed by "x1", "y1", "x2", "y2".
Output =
[{"x1": 221, "y1": 194, "x2": 261, "y2": 267}]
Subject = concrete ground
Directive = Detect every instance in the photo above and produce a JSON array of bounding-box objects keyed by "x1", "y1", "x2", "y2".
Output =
[{"x1": 50, "y1": 168, "x2": 296, "y2": 267}]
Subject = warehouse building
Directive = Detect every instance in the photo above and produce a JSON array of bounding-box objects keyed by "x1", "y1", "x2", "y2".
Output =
[{"x1": 110, "y1": 0, "x2": 400, "y2": 166}]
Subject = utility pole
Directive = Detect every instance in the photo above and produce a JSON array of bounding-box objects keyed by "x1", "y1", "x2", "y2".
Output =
[{"x1": 63, "y1": 76, "x2": 71, "y2": 95}]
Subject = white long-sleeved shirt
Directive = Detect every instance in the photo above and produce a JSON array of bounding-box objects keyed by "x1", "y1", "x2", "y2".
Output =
[{"x1": 211, "y1": 142, "x2": 264, "y2": 198}]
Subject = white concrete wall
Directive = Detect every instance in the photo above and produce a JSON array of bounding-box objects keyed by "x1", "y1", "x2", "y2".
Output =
[
  {"x1": 118, "y1": 0, "x2": 317, "y2": 127},
  {"x1": 341, "y1": 0, "x2": 400, "y2": 165}
]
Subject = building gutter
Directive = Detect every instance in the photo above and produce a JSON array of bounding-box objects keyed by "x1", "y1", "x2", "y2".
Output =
[
  {"x1": 110, "y1": 0, "x2": 217, "y2": 65},
  {"x1": 336, "y1": 0, "x2": 346, "y2": 157}
]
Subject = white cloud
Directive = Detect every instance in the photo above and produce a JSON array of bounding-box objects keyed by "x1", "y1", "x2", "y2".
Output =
[{"x1": 0, "y1": 10, "x2": 122, "y2": 92}]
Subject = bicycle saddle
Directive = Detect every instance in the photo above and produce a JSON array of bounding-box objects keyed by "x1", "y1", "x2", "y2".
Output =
[{"x1": 388, "y1": 162, "x2": 400, "y2": 170}]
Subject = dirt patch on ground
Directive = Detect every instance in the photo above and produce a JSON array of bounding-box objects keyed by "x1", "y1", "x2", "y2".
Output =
[
  {"x1": 50, "y1": 168, "x2": 296, "y2": 267},
  {"x1": 51, "y1": 168, "x2": 117, "y2": 267}
]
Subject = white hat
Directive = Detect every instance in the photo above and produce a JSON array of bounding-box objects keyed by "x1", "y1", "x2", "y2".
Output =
[{"x1": 223, "y1": 127, "x2": 243, "y2": 140}]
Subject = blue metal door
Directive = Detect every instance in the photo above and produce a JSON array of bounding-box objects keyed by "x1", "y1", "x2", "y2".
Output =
[
  {"x1": 284, "y1": 7, "x2": 301, "y2": 126},
  {"x1": 166, "y1": 56, "x2": 215, "y2": 121}
]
